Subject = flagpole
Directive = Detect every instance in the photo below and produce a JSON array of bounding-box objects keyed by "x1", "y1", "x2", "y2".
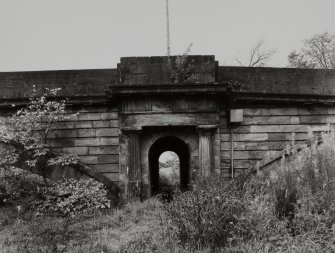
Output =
[{"x1": 166, "y1": 0, "x2": 170, "y2": 58}]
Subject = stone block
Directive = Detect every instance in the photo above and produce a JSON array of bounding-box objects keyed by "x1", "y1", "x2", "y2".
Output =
[
  {"x1": 242, "y1": 116, "x2": 299, "y2": 125},
  {"x1": 222, "y1": 150, "x2": 277, "y2": 160},
  {"x1": 220, "y1": 142, "x2": 245, "y2": 150},
  {"x1": 230, "y1": 133, "x2": 268, "y2": 142},
  {"x1": 79, "y1": 113, "x2": 101, "y2": 121},
  {"x1": 98, "y1": 155, "x2": 119, "y2": 164},
  {"x1": 48, "y1": 138, "x2": 75, "y2": 148},
  {"x1": 78, "y1": 156, "x2": 99, "y2": 165},
  {"x1": 75, "y1": 121, "x2": 92, "y2": 129},
  {"x1": 78, "y1": 129, "x2": 96, "y2": 137},
  {"x1": 92, "y1": 120, "x2": 109, "y2": 128},
  {"x1": 92, "y1": 164, "x2": 119, "y2": 173},
  {"x1": 89, "y1": 146, "x2": 119, "y2": 155},
  {"x1": 244, "y1": 108, "x2": 298, "y2": 116},
  {"x1": 297, "y1": 107, "x2": 328, "y2": 115},
  {"x1": 250, "y1": 125, "x2": 309, "y2": 133},
  {"x1": 96, "y1": 128, "x2": 119, "y2": 137},
  {"x1": 99, "y1": 137, "x2": 119, "y2": 146},
  {"x1": 244, "y1": 141, "x2": 288, "y2": 151},
  {"x1": 310, "y1": 125, "x2": 330, "y2": 132},
  {"x1": 54, "y1": 129, "x2": 77, "y2": 138},
  {"x1": 75, "y1": 138, "x2": 99, "y2": 146},
  {"x1": 327, "y1": 108, "x2": 335, "y2": 114},
  {"x1": 101, "y1": 112, "x2": 118, "y2": 120},
  {"x1": 62, "y1": 147, "x2": 88, "y2": 155},
  {"x1": 220, "y1": 126, "x2": 250, "y2": 134},
  {"x1": 103, "y1": 172, "x2": 119, "y2": 182},
  {"x1": 53, "y1": 122, "x2": 75, "y2": 129},
  {"x1": 229, "y1": 160, "x2": 258, "y2": 169},
  {"x1": 326, "y1": 115, "x2": 335, "y2": 123},
  {"x1": 299, "y1": 116, "x2": 326, "y2": 124},
  {"x1": 268, "y1": 133, "x2": 309, "y2": 141},
  {"x1": 110, "y1": 120, "x2": 118, "y2": 127}
]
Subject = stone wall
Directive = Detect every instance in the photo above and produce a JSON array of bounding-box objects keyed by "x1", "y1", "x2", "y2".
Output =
[
  {"x1": 1, "y1": 55, "x2": 335, "y2": 195},
  {"x1": 48, "y1": 105, "x2": 120, "y2": 182},
  {"x1": 220, "y1": 106, "x2": 333, "y2": 177},
  {"x1": 218, "y1": 66, "x2": 335, "y2": 95},
  {"x1": 0, "y1": 68, "x2": 118, "y2": 99}
]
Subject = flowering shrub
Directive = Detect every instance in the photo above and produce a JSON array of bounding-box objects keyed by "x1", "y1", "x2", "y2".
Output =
[
  {"x1": 38, "y1": 178, "x2": 111, "y2": 218},
  {"x1": 0, "y1": 86, "x2": 78, "y2": 184}
]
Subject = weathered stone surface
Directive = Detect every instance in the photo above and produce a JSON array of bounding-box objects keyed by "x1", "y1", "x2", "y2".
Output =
[
  {"x1": 243, "y1": 108, "x2": 298, "y2": 116},
  {"x1": 221, "y1": 133, "x2": 268, "y2": 142},
  {"x1": 79, "y1": 113, "x2": 101, "y2": 121},
  {"x1": 89, "y1": 146, "x2": 119, "y2": 155},
  {"x1": 79, "y1": 156, "x2": 99, "y2": 165},
  {"x1": 268, "y1": 133, "x2": 310, "y2": 141},
  {"x1": 220, "y1": 142, "x2": 245, "y2": 150},
  {"x1": 2, "y1": 56, "x2": 335, "y2": 198},
  {"x1": 48, "y1": 139, "x2": 75, "y2": 147},
  {"x1": 75, "y1": 138, "x2": 100, "y2": 147},
  {"x1": 78, "y1": 129, "x2": 96, "y2": 137},
  {"x1": 92, "y1": 164, "x2": 119, "y2": 173},
  {"x1": 103, "y1": 173, "x2": 119, "y2": 182},
  {"x1": 222, "y1": 150, "x2": 278, "y2": 160},
  {"x1": 92, "y1": 120, "x2": 109, "y2": 128},
  {"x1": 98, "y1": 155, "x2": 119, "y2": 164},
  {"x1": 101, "y1": 112, "x2": 118, "y2": 120},
  {"x1": 110, "y1": 120, "x2": 119, "y2": 127},
  {"x1": 121, "y1": 113, "x2": 219, "y2": 128},
  {"x1": 242, "y1": 116, "x2": 299, "y2": 125},
  {"x1": 99, "y1": 137, "x2": 119, "y2": 146},
  {"x1": 96, "y1": 128, "x2": 119, "y2": 137},
  {"x1": 299, "y1": 116, "x2": 326, "y2": 124},
  {"x1": 54, "y1": 129, "x2": 77, "y2": 138},
  {"x1": 62, "y1": 147, "x2": 88, "y2": 155},
  {"x1": 75, "y1": 121, "x2": 92, "y2": 129},
  {"x1": 297, "y1": 107, "x2": 329, "y2": 115}
]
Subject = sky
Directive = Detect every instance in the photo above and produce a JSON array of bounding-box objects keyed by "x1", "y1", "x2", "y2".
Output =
[{"x1": 0, "y1": 0, "x2": 334, "y2": 72}]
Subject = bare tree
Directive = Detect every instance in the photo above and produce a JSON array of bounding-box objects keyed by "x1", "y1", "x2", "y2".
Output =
[
  {"x1": 288, "y1": 32, "x2": 335, "y2": 69},
  {"x1": 236, "y1": 40, "x2": 276, "y2": 67}
]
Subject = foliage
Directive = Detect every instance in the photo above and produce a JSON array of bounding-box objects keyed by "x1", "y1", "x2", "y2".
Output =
[
  {"x1": 3, "y1": 128, "x2": 335, "y2": 252},
  {"x1": 170, "y1": 43, "x2": 199, "y2": 83},
  {"x1": 164, "y1": 176, "x2": 252, "y2": 250},
  {"x1": 0, "y1": 86, "x2": 78, "y2": 184},
  {"x1": 38, "y1": 178, "x2": 111, "y2": 218},
  {"x1": 0, "y1": 166, "x2": 45, "y2": 202},
  {"x1": 288, "y1": 32, "x2": 335, "y2": 69}
]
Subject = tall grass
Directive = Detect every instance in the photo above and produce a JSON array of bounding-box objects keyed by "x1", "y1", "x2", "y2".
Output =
[{"x1": 3, "y1": 129, "x2": 335, "y2": 252}]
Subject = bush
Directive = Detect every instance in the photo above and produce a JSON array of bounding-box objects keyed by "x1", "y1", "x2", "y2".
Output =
[
  {"x1": 0, "y1": 166, "x2": 45, "y2": 205},
  {"x1": 163, "y1": 176, "x2": 245, "y2": 250},
  {"x1": 38, "y1": 178, "x2": 111, "y2": 218}
]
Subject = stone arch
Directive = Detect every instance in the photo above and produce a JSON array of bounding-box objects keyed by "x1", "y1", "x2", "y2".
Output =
[{"x1": 148, "y1": 136, "x2": 190, "y2": 195}]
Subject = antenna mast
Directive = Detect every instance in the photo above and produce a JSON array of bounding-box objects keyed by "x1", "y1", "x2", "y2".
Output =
[{"x1": 166, "y1": 0, "x2": 170, "y2": 57}]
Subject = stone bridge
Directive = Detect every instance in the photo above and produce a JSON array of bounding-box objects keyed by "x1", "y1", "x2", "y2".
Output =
[{"x1": 1, "y1": 55, "x2": 335, "y2": 198}]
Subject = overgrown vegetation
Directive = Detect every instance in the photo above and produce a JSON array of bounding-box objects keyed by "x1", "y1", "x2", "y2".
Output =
[
  {"x1": 170, "y1": 43, "x2": 199, "y2": 83},
  {"x1": 2, "y1": 89, "x2": 335, "y2": 252}
]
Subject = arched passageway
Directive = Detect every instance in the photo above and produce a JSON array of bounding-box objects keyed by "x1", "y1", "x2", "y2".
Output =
[{"x1": 148, "y1": 136, "x2": 190, "y2": 196}]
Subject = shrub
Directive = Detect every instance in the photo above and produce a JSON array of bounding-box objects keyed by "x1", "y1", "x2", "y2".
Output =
[
  {"x1": 0, "y1": 86, "x2": 78, "y2": 185},
  {"x1": 0, "y1": 165, "x2": 47, "y2": 213},
  {"x1": 164, "y1": 176, "x2": 247, "y2": 250},
  {"x1": 38, "y1": 178, "x2": 111, "y2": 218}
]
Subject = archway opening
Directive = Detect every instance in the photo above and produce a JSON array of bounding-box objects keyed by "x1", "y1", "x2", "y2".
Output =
[
  {"x1": 149, "y1": 136, "x2": 190, "y2": 196},
  {"x1": 159, "y1": 151, "x2": 180, "y2": 194}
]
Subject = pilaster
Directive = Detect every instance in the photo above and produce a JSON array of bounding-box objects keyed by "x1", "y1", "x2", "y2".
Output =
[{"x1": 197, "y1": 125, "x2": 217, "y2": 177}]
